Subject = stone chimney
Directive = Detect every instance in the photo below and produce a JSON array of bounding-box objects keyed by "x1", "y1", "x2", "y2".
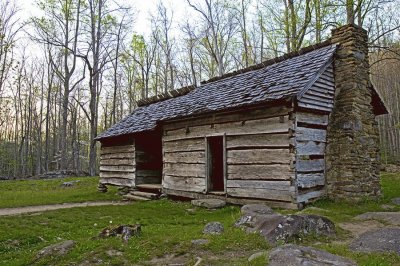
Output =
[{"x1": 326, "y1": 24, "x2": 381, "y2": 200}]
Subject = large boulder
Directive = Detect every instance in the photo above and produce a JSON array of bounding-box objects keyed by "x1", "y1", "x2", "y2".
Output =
[
  {"x1": 37, "y1": 240, "x2": 75, "y2": 258},
  {"x1": 235, "y1": 213, "x2": 285, "y2": 234},
  {"x1": 235, "y1": 212, "x2": 335, "y2": 244},
  {"x1": 191, "y1": 199, "x2": 226, "y2": 209},
  {"x1": 268, "y1": 244, "x2": 356, "y2": 266},
  {"x1": 349, "y1": 228, "x2": 400, "y2": 255}
]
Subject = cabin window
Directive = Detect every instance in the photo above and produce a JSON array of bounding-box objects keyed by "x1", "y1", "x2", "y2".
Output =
[{"x1": 206, "y1": 136, "x2": 226, "y2": 192}]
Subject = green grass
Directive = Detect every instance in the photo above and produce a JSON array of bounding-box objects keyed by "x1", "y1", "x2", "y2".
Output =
[
  {"x1": 0, "y1": 177, "x2": 120, "y2": 208},
  {"x1": 0, "y1": 200, "x2": 268, "y2": 265},
  {"x1": 0, "y1": 173, "x2": 399, "y2": 265}
]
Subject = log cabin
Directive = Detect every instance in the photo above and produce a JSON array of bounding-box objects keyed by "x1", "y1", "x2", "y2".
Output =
[{"x1": 95, "y1": 25, "x2": 388, "y2": 209}]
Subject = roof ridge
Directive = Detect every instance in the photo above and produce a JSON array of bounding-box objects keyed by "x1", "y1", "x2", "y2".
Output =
[
  {"x1": 200, "y1": 39, "x2": 332, "y2": 85},
  {"x1": 136, "y1": 39, "x2": 332, "y2": 107},
  {"x1": 137, "y1": 85, "x2": 196, "y2": 107}
]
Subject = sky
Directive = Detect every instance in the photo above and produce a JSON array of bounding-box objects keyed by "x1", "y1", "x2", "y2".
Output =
[{"x1": 18, "y1": 0, "x2": 192, "y2": 36}]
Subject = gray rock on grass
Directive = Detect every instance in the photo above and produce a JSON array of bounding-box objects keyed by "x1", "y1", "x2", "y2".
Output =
[
  {"x1": 392, "y1": 198, "x2": 400, "y2": 205},
  {"x1": 241, "y1": 204, "x2": 275, "y2": 216},
  {"x1": 349, "y1": 228, "x2": 400, "y2": 255},
  {"x1": 203, "y1": 222, "x2": 224, "y2": 235},
  {"x1": 235, "y1": 210, "x2": 335, "y2": 244},
  {"x1": 248, "y1": 251, "x2": 267, "y2": 262},
  {"x1": 37, "y1": 240, "x2": 75, "y2": 258},
  {"x1": 355, "y1": 212, "x2": 400, "y2": 226},
  {"x1": 191, "y1": 199, "x2": 226, "y2": 209},
  {"x1": 268, "y1": 244, "x2": 356, "y2": 266},
  {"x1": 191, "y1": 239, "x2": 210, "y2": 245}
]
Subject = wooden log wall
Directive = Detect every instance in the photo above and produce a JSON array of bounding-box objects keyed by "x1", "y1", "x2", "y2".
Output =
[
  {"x1": 135, "y1": 133, "x2": 163, "y2": 185},
  {"x1": 99, "y1": 143, "x2": 136, "y2": 187},
  {"x1": 162, "y1": 104, "x2": 297, "y2": 206},
  {"x1": 294, "y1": 111, "x2": 329, "y2": 203}
]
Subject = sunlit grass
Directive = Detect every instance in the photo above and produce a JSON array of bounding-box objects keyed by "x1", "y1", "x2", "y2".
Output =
[{"x1": 0, "y1": 176, "x2": 120, "y2": 208}]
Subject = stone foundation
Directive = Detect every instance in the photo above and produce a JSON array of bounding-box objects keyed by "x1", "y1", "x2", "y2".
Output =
[{"x1": 326, "y1": 25, "x2": 381, "y2": 200}]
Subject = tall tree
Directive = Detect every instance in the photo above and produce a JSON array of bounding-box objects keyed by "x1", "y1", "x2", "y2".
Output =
[{"x1": 32, "y1": 0, "x2": 84, "y2": 171}]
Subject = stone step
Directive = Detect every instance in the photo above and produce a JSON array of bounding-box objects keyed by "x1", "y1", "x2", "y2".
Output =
[
  {"x1": 131, "y1": 191, "x2": 159, "y2": 199},
  {"x1": 123, "y1": 194, "x2": 151, "y2": 201}
]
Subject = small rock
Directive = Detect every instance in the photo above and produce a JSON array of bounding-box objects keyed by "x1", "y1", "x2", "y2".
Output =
[
  {"x1": 99, "y1": 224, "x2": 141, "y2": 243},
  {"x1": 241, "y1": 204, "x2": 275, "y2": 216},
  {"x1": 186, "y1": 208, "x2": 196, "y2": 214},
  {"x1": 355, "y1": 212, "x2": 400, "y2": 226},
  {"x1": 268, "y1": 244, "x2": 356, "y2": 266},
  {"x1": 203, "y1": 222, "x2": 224, "y2": 235},
  {"x1": 191, "y1": 199, "x2": 226, "y2": 209},
  {"x1": 191, "y1": 239, "x2": 210, "y2": 245},
  {"x1": 61, "y1": 182, "x2": 74, "y2": 187},
  {"x1": 106, "y1": 249, "x2": 123, "y2": 257},
  {"x1": 248, "y1": 251, "x2": 267, "y2": 262},
  {"x1": 349, "y1": 228, "x2": 400, "y2": 254},
  {"x1": 37, "y1": 240, "x2": 75, "y2": 258},
  {"x1": 392, "y1": 198, "x2": 400, "y2": 205}
]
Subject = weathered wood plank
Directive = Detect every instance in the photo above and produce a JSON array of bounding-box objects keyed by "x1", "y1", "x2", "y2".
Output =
[
  {"x1": 99, "y1": 165, "x2": 135, "y2": 172},
  {"x1": 163, "y1": 162, "x2": 205, "y2": 177},
  {"x1": 296, "y1": 141, "x2": 325, "y2": 156},
  {"x1": 297, "y1": 190, "x2": 325, "y2": 203},
  {"x1": 100, "y1": 177, "x2": 135, "y2": 187},
  {"x1": 227, "y1": 179, "x2": 293, "y2": 191},
  {"x1": 295, "y1": 112, "x2": 328, "y2": 126},
  {"x1": 100, "y1": 158, "x2": 135, "y2": 166},
  {"x1": 296, "y1": 127, "x2": 327, "y2": 142},
  {"x1": 306, "y1": 89, "x2": 334, "y2": 99},
  {"x1": 162, "y1": 188, "x2": 299, "y2": 209},
  {"x1": 227, "y1": 149, "x2": 292, "y2": 164},
  {"x1": 99, "y1": 171, "x2": 135, "y2": 179},
  {"x1": 227, "y1": 187, "x2": 294, "y2": 202},
  {"x1": 297, "y1": 173, "x2": 325, "y2": 188},
  {"x1": 163, "y1": 138, "x2": 205, "y2": 152},
  {"x1": 163, "y1": 151, "x2": 205, "y2": 164},
  {"x1": 297, "y1": 102, "x2": 332, "y2": 112},
  {"x1": 100, "y1": 152, "x2": 134, "y2": 160},
  {"x1": 299, "y1": 97, "x2": 334, "y2": 109},
  {"x1": 163, "y1": 175, "x2": 206, "y2": 192},
  {"x1": 226, "y1": 133, "x2": 290, "y2": 149},
  {"x1": 227, "y1": 164, "x2": 293, "y2": 180},
  {"x1": 100, "y1": 145, "x2": 134, "y2": 155},
  {"x1": 296, "y1": 159, "x2": 325, "y2": 172},
  {"x1": 301, "y1": 94, "x2": 334, "y2": 105},
  {"x1": 163, "y1": 105, "x2": 292, "y2": 131},
  {"x1": 163, "y1": 116, "x2": 291, "y2": 141}
]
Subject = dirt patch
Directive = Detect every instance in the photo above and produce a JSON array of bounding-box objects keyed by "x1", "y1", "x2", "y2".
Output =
[
  {"x1": 140, "y1": 249, "x2": 256, "y2": 265},
  {"x1": 0, "y1": 201, "x2": 131, "y2": 216}
]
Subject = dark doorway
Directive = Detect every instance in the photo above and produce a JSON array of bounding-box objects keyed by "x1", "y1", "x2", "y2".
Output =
[{"x1": 207, "y1": 136, "x2": 225, "y2": 192}]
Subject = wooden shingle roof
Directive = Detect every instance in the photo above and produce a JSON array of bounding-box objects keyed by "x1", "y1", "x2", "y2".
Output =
[{"x1": 96, "y1": 43, "x2": 338, "y2": 140}]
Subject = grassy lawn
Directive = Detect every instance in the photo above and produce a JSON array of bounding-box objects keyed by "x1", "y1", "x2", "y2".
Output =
[
  {"x1": 0, "y1": 173, "x2": 399, "y2": 265},
  {"x1": 0, "y1": 177, "x2": 120, "y2": 208}
]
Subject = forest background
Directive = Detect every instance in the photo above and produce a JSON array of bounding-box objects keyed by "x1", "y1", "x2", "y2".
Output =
[{"x1": 0, "y1": 0, "x2": 399, "y2": 177}]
